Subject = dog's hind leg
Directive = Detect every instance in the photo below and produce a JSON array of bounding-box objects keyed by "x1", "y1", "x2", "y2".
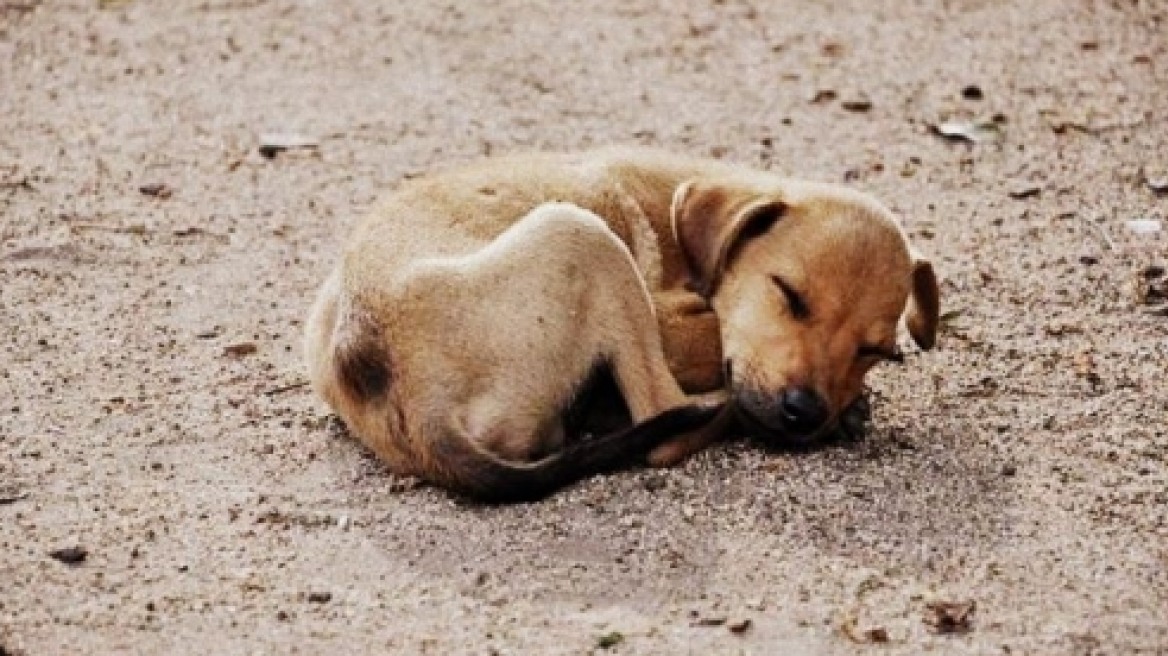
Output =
[
  {"x1": 506, "y1": 203, "x2": 695, "y2": 424},
  {"x1": 428, "y1": 202, "x2": 700, "y2": 459}
]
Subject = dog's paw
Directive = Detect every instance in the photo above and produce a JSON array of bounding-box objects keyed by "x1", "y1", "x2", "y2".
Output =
[
  {"x1": 646, "y1": 441, "x2": 689, "y2": 468},
  {"x1": 833, "y1": 395, "x2": 872, "y2": 442}
]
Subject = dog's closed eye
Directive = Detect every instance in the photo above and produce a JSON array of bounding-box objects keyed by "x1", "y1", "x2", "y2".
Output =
[
  {"x1": 856, "y1": 345, "x2": 904, "y2": 364},
  {"x1": 771, "y1": 276, "x2": 810, "y2": 320}
]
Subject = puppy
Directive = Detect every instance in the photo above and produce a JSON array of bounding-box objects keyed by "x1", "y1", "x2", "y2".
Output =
[{"x1": 304, "y1": 147, "x2": 939, "y2": 501}]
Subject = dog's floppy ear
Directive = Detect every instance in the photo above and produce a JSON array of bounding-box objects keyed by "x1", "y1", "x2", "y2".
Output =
[
  {"x1": 904, "y1": 251, "x2": 940, "y2": 350},
  {"x1": 671, "y1": 180, "x2": 785, "y2": 298}
]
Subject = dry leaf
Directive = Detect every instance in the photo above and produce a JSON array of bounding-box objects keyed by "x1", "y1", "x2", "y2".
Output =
[
  {"x1": 931, "y1": 120, "x2": 1003, "y2": 144},
  {"x1": 224, "y1": 342, "x2": 258, "y2": 357},
  {"x1": 938, "y1": 308, "x2": 968, "y2": 332},
  {"x1": 1007, "y1": 183, "x2": 1041, "y2": 200},
  {"x1": 727, "y1": 618, "x2": 752, "y2": 634},
  {"x1": 841, "y1": 95, "x2": 872, "y2": 112},
  {"x1": 139, "y1": 183, "x2": 173, "y2": 199},
  {"x1": 258, "y1": 133, "x2": 319, "y2": 159},
  {"x1": 923, "y1": 600, "x2": 975, "y2": 634}
]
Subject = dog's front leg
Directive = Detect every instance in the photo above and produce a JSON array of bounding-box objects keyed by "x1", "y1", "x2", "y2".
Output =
[
  {"x1": 645, "y1": 400, "x2": 735, "y2": 467},
  {"x1": 509, "y1": 212, "x2": 723, "y2": 466},
  {"x1": 631, "y1": 289, "x2": 732, "y2": 466},
  {"x1": 653, "y1": 289, "x2": 724, "y2": 395}
]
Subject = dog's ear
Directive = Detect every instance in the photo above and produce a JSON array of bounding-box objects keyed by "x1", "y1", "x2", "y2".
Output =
[
  {"x1": 904, "y1": 252, "x2": 940, "y2": 350},
  {"x1": 671, "y1": 180, "x2": 785, "y2": 298}
]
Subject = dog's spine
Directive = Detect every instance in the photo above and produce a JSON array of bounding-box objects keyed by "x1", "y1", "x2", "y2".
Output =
[{"x1": 436, "y1": 403, "x2": 721, "y2": 504}]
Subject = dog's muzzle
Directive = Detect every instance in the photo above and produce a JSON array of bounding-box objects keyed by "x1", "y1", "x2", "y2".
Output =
[{"x1": 737, "y1": 386, "x2": 831, "y2": 445}]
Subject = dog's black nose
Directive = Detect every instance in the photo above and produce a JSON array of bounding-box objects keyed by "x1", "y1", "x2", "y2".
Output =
[{"x1": 779, "y1": 387, "x2": 829, "y2": 435}]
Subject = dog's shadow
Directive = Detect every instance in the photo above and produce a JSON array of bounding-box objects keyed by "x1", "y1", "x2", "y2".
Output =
[{"x1": 321, "y1": 399, "x2": 1013, "y2": 610}]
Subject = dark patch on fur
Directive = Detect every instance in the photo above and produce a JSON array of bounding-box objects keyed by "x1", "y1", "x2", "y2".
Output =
[
  {"x1": 562, "y1": 358, "x2": 633, "y2": 439},
  {"x1": 335, "y1": 330, "x2": 391, "y2": 401}
]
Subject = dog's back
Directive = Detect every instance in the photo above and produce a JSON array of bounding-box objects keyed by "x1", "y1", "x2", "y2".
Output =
[{"x1": 305, "y1": 188, "x2": 719, "y2": 500}]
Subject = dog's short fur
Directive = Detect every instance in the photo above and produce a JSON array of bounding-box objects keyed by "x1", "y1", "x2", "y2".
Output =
[{"x1": 304, "y1": 147, "x2": 939, "y2": 501}]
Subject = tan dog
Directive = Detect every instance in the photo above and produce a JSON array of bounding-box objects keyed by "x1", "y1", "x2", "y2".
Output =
[{"x1": 304, "y1": 147, "x2": 939, "y2": 501}]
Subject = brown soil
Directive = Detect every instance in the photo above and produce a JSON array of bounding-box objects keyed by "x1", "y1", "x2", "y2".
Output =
[{"x1": 2, "y1": 1, "x2": 1166, "y2": 654}]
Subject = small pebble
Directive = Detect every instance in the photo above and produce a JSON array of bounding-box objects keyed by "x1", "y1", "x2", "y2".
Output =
[
  {"x1": 1126, "y1": 219, "x2": 1162, "y2": 235},
  {"x1": 1145, "y1": 169, "x2": 1168, "y2": 194},
  {"x1": 642, "y1": 475, "x2": 667, "y2": 492},
  {"x1": 597, "y1": 632, "x2": 624, "y2": 649},
  {"x1": 49, "y1": 546, "x2": 87, "y2": 565},
  {"x1": 809, "y1": 89, "x2": 837, "y2": 104}
]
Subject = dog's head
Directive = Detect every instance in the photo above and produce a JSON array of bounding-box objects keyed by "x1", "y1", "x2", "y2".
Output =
[{"x1": 672, "y1": 177, "x2": 939, "y2": 446}]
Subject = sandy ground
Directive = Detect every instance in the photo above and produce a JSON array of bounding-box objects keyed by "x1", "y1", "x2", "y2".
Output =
[{"x1": 2, "y1": 1, "x2": 1167, "y2": 654}]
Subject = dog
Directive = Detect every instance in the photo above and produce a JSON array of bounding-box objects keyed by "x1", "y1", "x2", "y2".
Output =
[{"x1": 304, "y1": 147, "x2": 939, "y2": 501}]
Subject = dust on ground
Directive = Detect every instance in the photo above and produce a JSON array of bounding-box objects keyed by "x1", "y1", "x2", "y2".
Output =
[{"x1": 2, "y1": 1, "x2": 1166, "y2": 654}]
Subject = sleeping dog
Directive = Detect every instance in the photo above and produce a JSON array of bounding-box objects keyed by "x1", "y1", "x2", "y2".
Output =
[{"x1": 304, "y1": 147, "x2": 939, "y2": 501}]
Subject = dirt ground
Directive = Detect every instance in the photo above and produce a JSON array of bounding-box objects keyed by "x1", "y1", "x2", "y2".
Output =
[{"x1": 2, "y1": 1, "x2": 1167, "y2": 654}]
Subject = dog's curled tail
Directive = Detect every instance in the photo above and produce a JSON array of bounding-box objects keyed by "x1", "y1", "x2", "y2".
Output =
[{"x1": 435, "y1": 403, "x2": 722, "y2": 504}]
